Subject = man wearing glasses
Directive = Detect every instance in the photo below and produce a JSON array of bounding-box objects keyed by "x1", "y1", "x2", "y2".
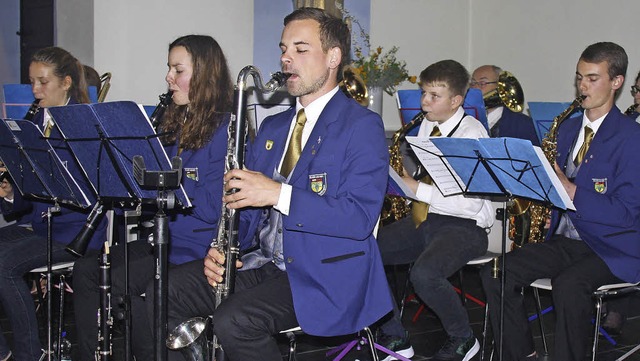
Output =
[{"x1": 471, "y1": 65, "x2": 540, "y2": 145}]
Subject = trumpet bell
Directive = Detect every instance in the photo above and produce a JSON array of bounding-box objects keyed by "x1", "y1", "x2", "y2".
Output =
[
  {"x1": 166, "y1": 317, "x2": 210, "y2": 361},
  {"x1": 483, "y1": 71, "x2": 524, "y2": 113}
]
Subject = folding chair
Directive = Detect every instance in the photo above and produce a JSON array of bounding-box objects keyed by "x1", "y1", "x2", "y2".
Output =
[{"x1": 530, "y1": 278, "x2": 640, "y2": 361}]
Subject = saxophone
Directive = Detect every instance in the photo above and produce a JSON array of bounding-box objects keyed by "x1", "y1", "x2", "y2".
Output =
[
  {"x1": 166, "y1": 66, "x2": 289, "y2": 361},
  {"x1": 380, "y1": 111, "x2": 425, "y2": 225},
  {"x1": 524, "y1": 96, "x2": 585, "y2": 245}
]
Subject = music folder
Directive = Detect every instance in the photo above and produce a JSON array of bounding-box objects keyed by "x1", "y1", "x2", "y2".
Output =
[
  {"x1": 46, "y1": 101, "x2": 191, "y2": 207},
  {"x1": 405, "y1": 136, "x2": 574, "y2": 210},
  {"x1": 0, "y1": 119, "x2": 92, "y2": 208}
]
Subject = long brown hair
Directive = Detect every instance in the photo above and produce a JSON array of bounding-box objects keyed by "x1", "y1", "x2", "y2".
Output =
[
  {"x1": 160, "y1": 35, "x2": 234, "y2": 150},
  {"x1": 31, "y1": 47, "x2": 90, "y2": 104}
]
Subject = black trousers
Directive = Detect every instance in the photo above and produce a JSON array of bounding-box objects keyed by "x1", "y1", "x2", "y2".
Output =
[
  {"x1": 479, "y1": 236, "x2": 622, "y2": 361},
  {"x1": 73, "y1": 241, "x2": 156, "y2": 361},
  {"x1": 151, "y1": 260, "x2": 298, "y2": 361}
]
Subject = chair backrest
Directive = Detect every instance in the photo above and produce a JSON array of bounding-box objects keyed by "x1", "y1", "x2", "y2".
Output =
[
  {"x1": 2, "y1": 83, "x2": 99, "y2": 119},
  {"x1": 395, "y1": 88, "x2": 490, "y2": 133},
  {"x1": 2, "y1": 83, "x2": 34, "y2": 119}
]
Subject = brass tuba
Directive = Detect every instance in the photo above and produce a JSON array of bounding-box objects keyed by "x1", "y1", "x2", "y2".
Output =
[
  {"x1": 340, "y1": 65, "x2": 368, "y2": 106},
  {"x1": 483, "y1": 71, "x2": 525, "y2": 113}
]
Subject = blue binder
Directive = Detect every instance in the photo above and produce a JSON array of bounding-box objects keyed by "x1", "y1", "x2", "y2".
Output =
[{"x1": 528, "y1": 101, "x2": 582, "y2": 143}]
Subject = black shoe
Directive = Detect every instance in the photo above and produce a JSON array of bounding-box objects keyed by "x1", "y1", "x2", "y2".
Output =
[
  {"x1": 428, "y1": 335, "x2": 479, "y2": 361},
  {"x1": 377, "y1": 331, "x2": 415, "y2": 361}
]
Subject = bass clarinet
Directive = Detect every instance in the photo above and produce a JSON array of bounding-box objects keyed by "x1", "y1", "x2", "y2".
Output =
[
  {"x1": 166, "y1": 66, "x2": 289, "y2": 361},
  {"x1": 96, "y1": 242, "x2": 113, "y2": 361}
]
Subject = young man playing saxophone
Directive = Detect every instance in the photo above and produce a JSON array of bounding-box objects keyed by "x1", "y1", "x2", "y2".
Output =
[{"x1": 480, "y1": 42, "x2": 640, "y2": 361}]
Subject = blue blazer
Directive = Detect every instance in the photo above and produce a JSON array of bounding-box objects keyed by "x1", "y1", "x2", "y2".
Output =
[
  {"x1": 0, "y1": 99, "x2": 107, "y2": 251},
  {"x1": 164, "y1": 114, "x2": 229, "y2": 265},
  {"x1": 549, "y1": 106, "x2": 640, "y2": 283},
  {"x1": 492, "y1": 107, "x2": 541, "y2": 146},
  {"x1": 240, "y1": 90, "x2": 393, "y2": 336}
]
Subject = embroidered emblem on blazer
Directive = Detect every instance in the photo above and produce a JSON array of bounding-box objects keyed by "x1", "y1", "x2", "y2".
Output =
[
  {"x1": 592, "y1": 178, "x2": 607, "y2": 193},
  {"x1": 309, "y1": 173, "x2": 327, "y2": 196},
  {"x1": 184, "y1": 167, "x2": 199, "y2": 181}
]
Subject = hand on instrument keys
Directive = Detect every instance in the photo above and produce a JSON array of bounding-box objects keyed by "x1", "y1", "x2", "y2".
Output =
[
  {"x1": 204, "y1": 247, "x2": 243, "y2": 287},
  {"x1": 223, "y1": 168, "x2": 282, "y2": 209},
  {"x1": 554, "y1": 162, "x2": 576, "y2": 200}
]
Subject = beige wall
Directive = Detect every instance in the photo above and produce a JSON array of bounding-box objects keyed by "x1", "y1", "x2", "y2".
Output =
[{"x1": 55, "y1": 0, "x2": 640, "y2": 130}]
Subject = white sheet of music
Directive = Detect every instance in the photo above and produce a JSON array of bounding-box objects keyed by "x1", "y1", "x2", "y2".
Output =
[
  {"x1": 532, "y1": 147, "x2": 575, "y2": 210},
  {"x1": 405, "y1": 136, "x2": 465, "y2": 196}
]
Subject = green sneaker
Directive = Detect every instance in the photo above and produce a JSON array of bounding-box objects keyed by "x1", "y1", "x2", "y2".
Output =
[
  {"x1": 429, "y1": 335, "x2": 479, "y2": 361},
  {"x1": 377, "y1": 331, "x2": 414, "y2": 360}
]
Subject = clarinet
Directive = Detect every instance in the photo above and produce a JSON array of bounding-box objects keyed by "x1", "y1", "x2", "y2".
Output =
[
  {"x1": 165, "y1": 67, "x2": 289, "y2": 361},
  {"x1": 95, "y1": 242, "x2": 113, "y2": 361},
  {"x1": 212, "y1": 66, "x2": 289, "y2": 361},
  {"x1": 24, "y1": 99, "x2": 41, "y2": 121},
  {"x1": 150, "y1": 91, "x2": 174, "y2": 130}
]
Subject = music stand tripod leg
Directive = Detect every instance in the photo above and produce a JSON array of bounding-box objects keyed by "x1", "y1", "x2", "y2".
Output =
[{"x1": 40, "y1": 204, "x2": 60, "y2": 361}]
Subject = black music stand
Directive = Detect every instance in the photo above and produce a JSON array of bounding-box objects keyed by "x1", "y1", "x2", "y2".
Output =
[
  {"x1": 0, "y1": 119, "x2": 93, "y2": 361},
  {"x1": 47, "y1": 101, "x2": 191, "y2": 361},
  {"x1": 406, "y1": 136, "x2": 574, "y2": 361}
]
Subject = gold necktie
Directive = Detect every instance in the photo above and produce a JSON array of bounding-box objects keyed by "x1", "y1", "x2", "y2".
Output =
[
  {"x1": 43, "y1": 121, "x2": 53, "y2": 137},
  {"x1": 411, "y1": 125, "x2": 442, "y2": 227},
  {"x1": 280, "y1": 109, "x2": 307, "y2": 178},
  {"x1": 574, "y1": 126, "x2": 594, "y2": 166}
]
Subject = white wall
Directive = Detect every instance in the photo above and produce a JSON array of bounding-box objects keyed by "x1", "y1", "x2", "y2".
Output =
[
  {"x1": 46, "y1": 0, "x2": 640, "y2": 129},
  {"x1": 56, "y1": 0, "x2": 94, "y2": 66},
  {"x1": 93, "y1": 0, "x2": 253, "y2": 105},
  {"x1": 469, "y1": 0, "x2": 639, "y2": 114}
]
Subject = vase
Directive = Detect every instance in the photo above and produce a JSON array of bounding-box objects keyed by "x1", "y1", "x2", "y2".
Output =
[{"x1": 367, "y1": 86, "x2": 383, "y2": 115}]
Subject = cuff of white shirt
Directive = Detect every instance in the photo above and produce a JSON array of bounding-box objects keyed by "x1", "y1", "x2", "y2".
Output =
[
  {"x1": 415, "y1": 182, "x2": 435, "y2": 204},
  {"x1": 274, "y1": 183, "x2": 292, "y2": 216},
  {"x1": 3, "y1": 196, "x2": 13, "y2": 204}
]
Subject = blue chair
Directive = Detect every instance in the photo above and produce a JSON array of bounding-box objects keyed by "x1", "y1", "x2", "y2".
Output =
[{"x1": 3, "y1": 84, "x2": 100, "y2": 119}]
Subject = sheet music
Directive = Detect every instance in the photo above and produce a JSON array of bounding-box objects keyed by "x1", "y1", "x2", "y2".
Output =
[
  {"x1": 532, "y1": 147, "x2": 575, "y2": 210},
  {"x1": 387, "y1": 166, "x2": 418, "y2": 200},
  {"x1": 405, "y1": 136, "x2": 465, "y2": 196}
]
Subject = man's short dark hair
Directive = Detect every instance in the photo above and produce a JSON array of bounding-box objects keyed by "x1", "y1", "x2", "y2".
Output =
[
  {"x1": 420, "y1": 60, "x2": 470, "y2": 97},
  {"x1": 284, "y1": 7, "x2": 351, "y2": 79},
  {"x1": 580, "y1": 42, "x2": 628, "y2": 79}
]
